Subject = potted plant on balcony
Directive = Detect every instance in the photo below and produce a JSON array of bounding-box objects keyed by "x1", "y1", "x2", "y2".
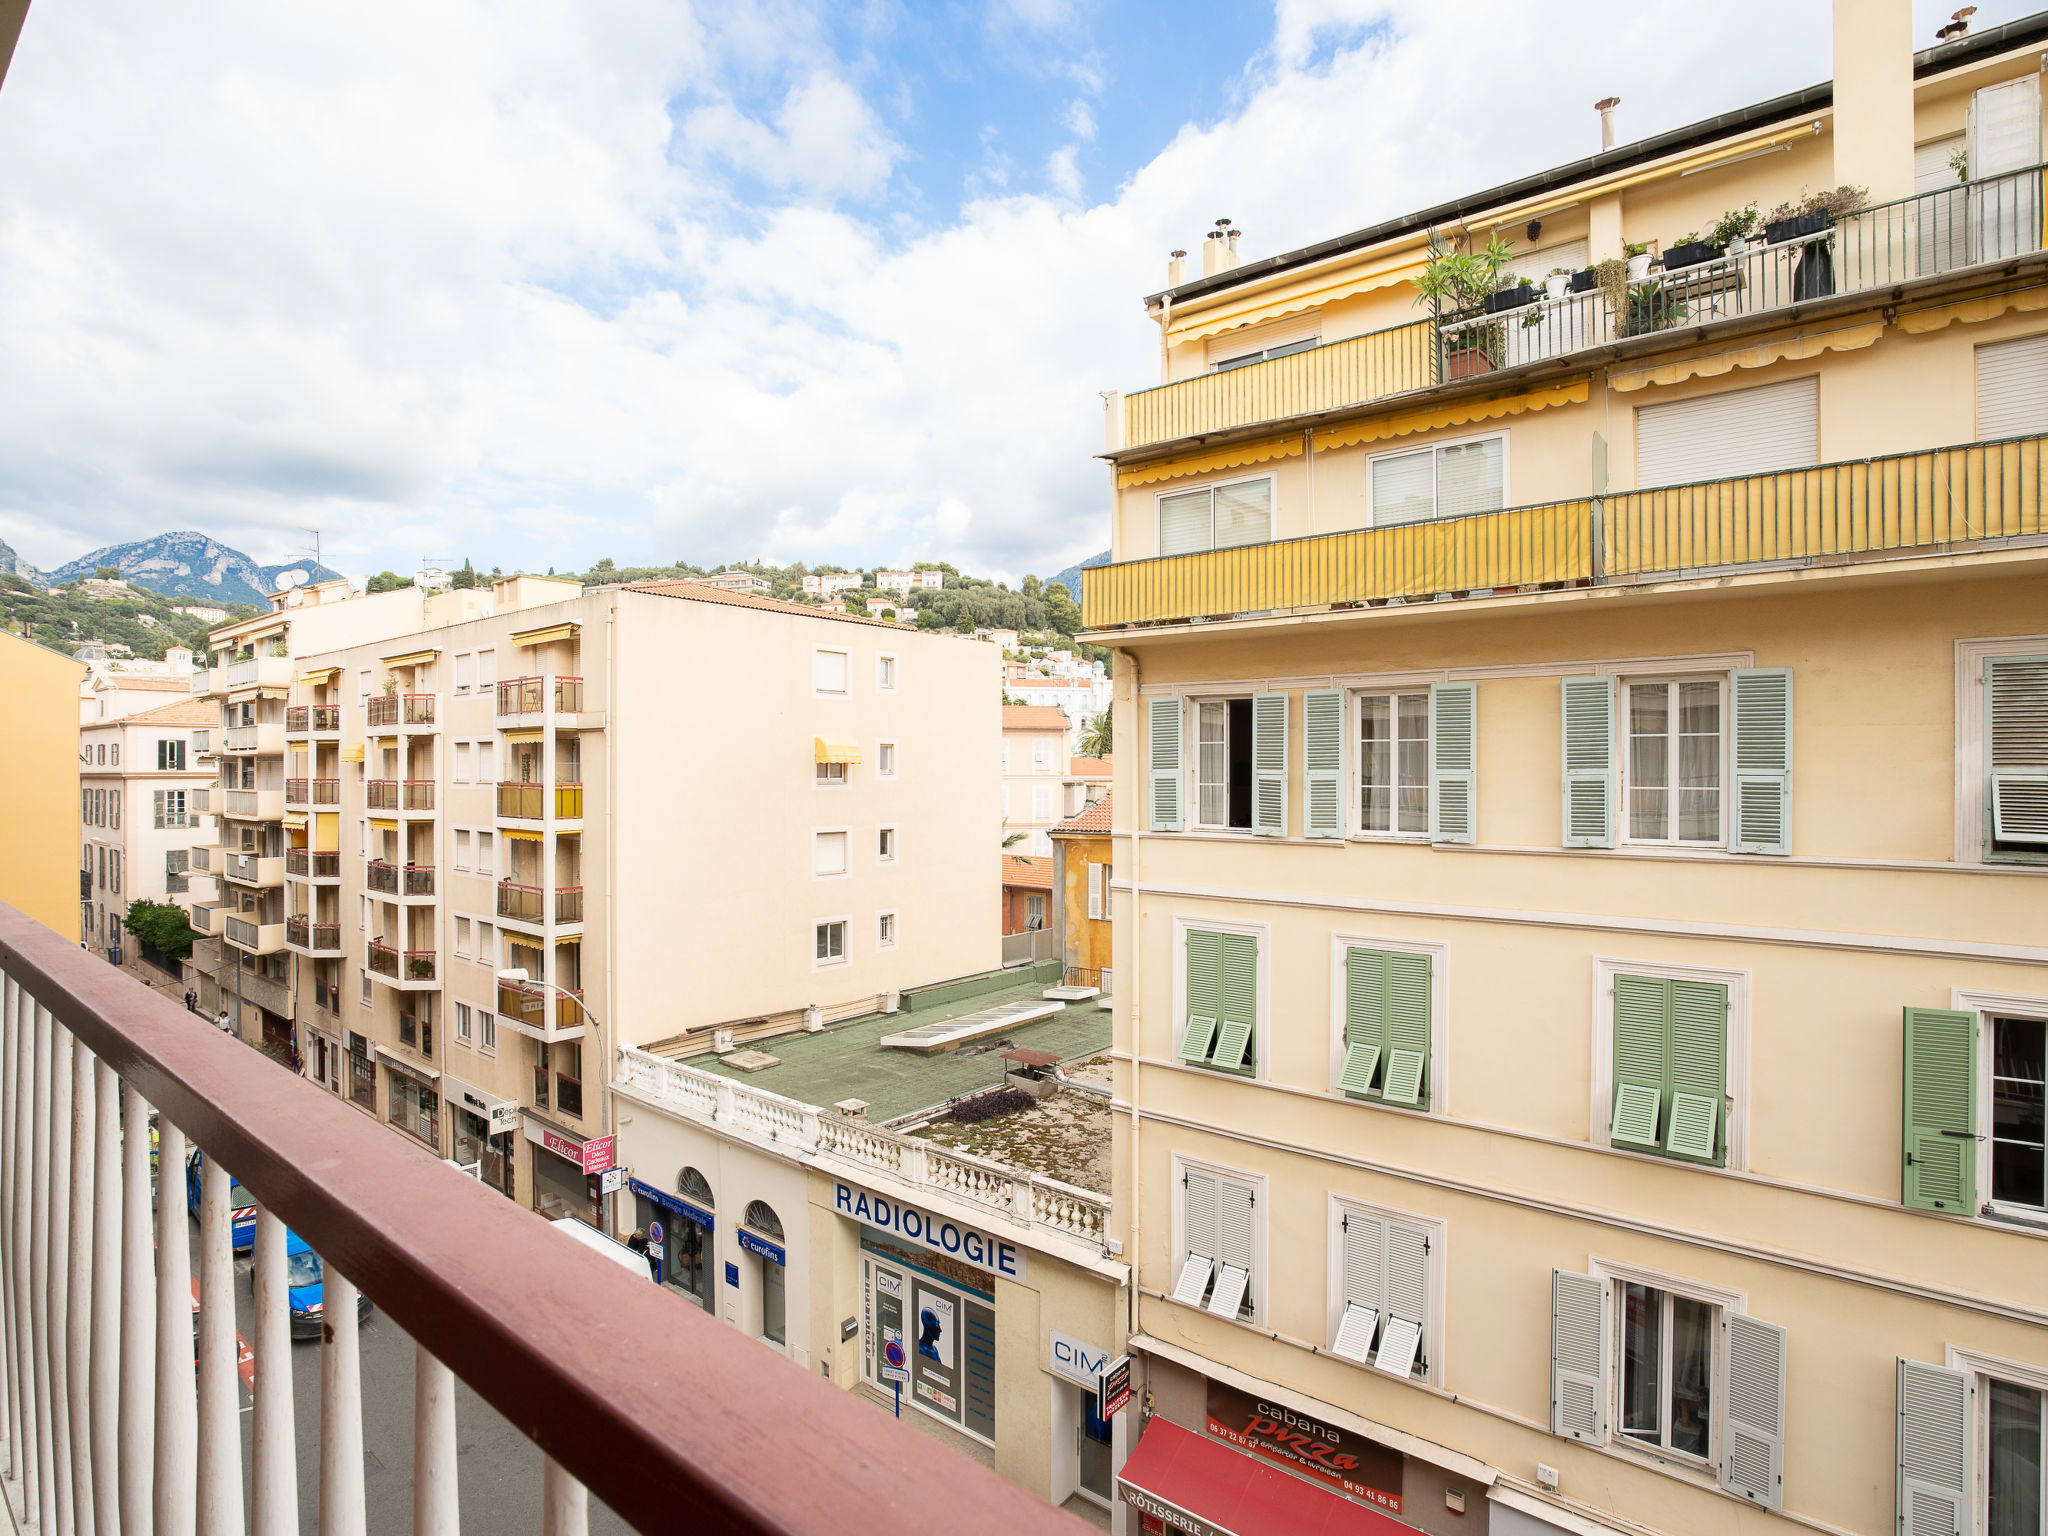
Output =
[
  {"x1": 1569, "y1": 266, "x2": 1599, "y2": 292},
  {"x1": 1766, "y1": 185, "x2": 1866, "y2": 299},
  {"x1": 1543, "y1": 266, "x2": 1573, "y2": 300},
  {"x1": 1411, "y1": 233, "x2": 1513, "y2": 379},
  {"x1": 1482, "y1": 275, "x2": 1538, "y2": 314},
  {"x1": 1661, "y1": 230, "x2": 1722, "y2": 270},
  {"x1": 1712, "y1": 203, "x2": 1760, "y2": 258},
  {"x1": 405, "y1": 953, "x2": 435, "y2": 981},
  {"x1": 1619, "y1": 279, "x2": 1688, "y2": 338},
  {"x1": 1625, "y1": 241, "x2": 1652, "y2": 280}
]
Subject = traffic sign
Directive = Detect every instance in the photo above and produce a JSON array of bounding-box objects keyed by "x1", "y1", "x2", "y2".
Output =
[
  {"x1": 881, "y1": 1335, "x2": 909, "y2": 1383},
  {"x1": 1097, "y1": 1354, "x2": 1132, "y2": 1418},
  {"x1": 647, "y1": 1219, "x2": 665, "y2": 1245}
]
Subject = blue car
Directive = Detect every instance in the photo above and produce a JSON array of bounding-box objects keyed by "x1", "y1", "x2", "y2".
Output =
[
  {"x1": 184, "y1": 1150, "x2": 256, "y2": 1252},
  {"x1": 285, "y1": 1230, "x2": 372, "y2": 1340}
]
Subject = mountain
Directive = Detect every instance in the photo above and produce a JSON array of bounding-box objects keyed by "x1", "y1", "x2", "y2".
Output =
[
  {"x1": 1045, "y1": 550, "x2": 1110, "y2": 602},
  {"x1": 46, "y1": 532, "x2": 340, "y2": 605},
  {"x1": 0, "y1": 538, "x2": 45, "y2": 589}
]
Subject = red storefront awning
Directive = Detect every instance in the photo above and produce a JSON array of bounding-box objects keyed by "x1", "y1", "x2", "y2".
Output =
[{"x1": 1117, "y1": 1418, "x2": 1409, "y2": 1536}]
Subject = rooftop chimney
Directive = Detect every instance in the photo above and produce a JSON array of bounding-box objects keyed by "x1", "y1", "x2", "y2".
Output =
[
  {"x1": 1937, "y1": 6, "x2": 1976, "y2": 40},
  {"x1": 1596, "y1": 97, "x2": 1620, "y2": 151},
  {"x1": 1833, "y1": 0, "x2": 1914, "y2": 204},
  {"x1": 1224, "y1": 226, "x2": 1241, "y2": 268},
  {"x1": 1202, "y1": 229, "x2": 1224, "y2": 277},
  {"x1": 1167, "y1": 249, "x2": 1186, "y2": 286}
]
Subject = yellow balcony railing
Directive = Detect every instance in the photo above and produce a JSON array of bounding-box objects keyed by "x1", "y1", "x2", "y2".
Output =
[{"x1": 1083, "y1": 433, "x2": 2048, "y2": 629}]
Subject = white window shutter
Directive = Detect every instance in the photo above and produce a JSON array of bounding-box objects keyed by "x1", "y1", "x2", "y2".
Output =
[
  {"x1": 1969, "y1": 75, "x2": 2040, "y2": 178},
  {"x1": 1986, "y1": 655, "x2": 2048, "y2": 848},
  {"x1": 1340, "y1": 1210, "x2": 1384, "y2": 1316},
  {"x1": 1550, "y1": 1270, "x2": 1607, "y2": 1442},
  {"x1": 1976, "y1": 333, "x2": 2048, "y2": 440},
  {"x1": 1216, "y1": 1179, "x2": 1255, "y2": 1277},
  {"x1": 1731, "y1": 668, "x2": 1793, "y2": 855},
  {"x1": 1148, "y1": 696, "x2": 1184, "y2": 832},
  {"x1": 1251, "y1": 692, "x2": 1288, "y2": 836},
  {"x1": 1378, "y1": 1221, "x2": 1430, "y2": 1376},
  {"x1": 1428, "y1": 682, "x2": 1476, "y2": 844},
  {"x1": 1560, "y1": 676, "x2": 1616, "y2": 848},
  {"x1": 1302, "y1": 688, "x2": 1346, "y2": 838},
  {"x1": 1897, "y1": 1358, "x2": 1970, "y2": 1536},
  {"x1": 1635, "y1": 377, "x2": 1818, "y2": 488},
  {"x1": 1182, "y1": 1168, "x2": 1217, "y2": 1269},
  {"x1": 1721, "y1": 1313, "x2": 1786, "y2": 1510},
  {"x1": 153, "y1": 790, "x2": 165, "y2": 831},
  {"x1": 1087, "y1": 865, "x2": 1103, "y2": 921}
]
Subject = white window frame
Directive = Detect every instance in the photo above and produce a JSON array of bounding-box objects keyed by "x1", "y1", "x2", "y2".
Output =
[
  {"x1": 876, "y1": 826, "x2": 897, "y2": 863},
  {"x1": 876, "y1": 654, "x2": 898, "y2": 692},
  {"x1": 811, "y1": 827, "x2": 851, "y2": 880},
  {"x1": 1031, "y1": 784, "x2": 1058, "y2": 823},
  {"x1": 1351, "y1": 687, "x2": 1433, "y2": 842},
  {"x1": 1032, "y1": 739, "x2": 1055, "y2": 774},
  {"x1": 1153, "y1": 471, "x2": 1274, "y2": 558},
  {"x1": 1945, "y1": 1343, "x2": 2048, "y2": 1536},
  {"x1": 1956, "y1": 635, "x2": 2048, "y2": 865},
  {"x1": 1184, "y1": 691, "x2": 1256, "y2": 833},
  {"x1": 877, "y1": 911, "x2": 897, "y2": 949},
  {"x1": 1954, "y1": 986, "x2": 2048, "y2": 1226},
  {"x1": 1169, "y1": 1153, "x2": 1267, "y2": 1328},
  {"x1": 814, "y1": 761, "x2": 849, "y2": 788},
  {"x1": 1170, "y1": 914, "x2": 1269, "y2": 1082},
  {"x1": 479, "y1": 1006, "x2": 496, "y2": 1054},
  {"x1": 454, "y1": 653, "x2": 474, "y2": 695},
  {"x1": 453, "y1": 828, "x2": 471, "y2": 870},
  {"x1": 454, "y1": 916, "x2": 471, "y2": 957},
  {"x1": 453, "y1": 742, "x2": 472, "y2": 784},
  {"x1": 454, "y1": 1001, "x2": 472, "y2": 1042},
  {"x1": 1365, "y1": 430, "x2": 1509, "y2": 528},
  {"x1": 1325, "y1": 933, "x2": 1450, "y2": 1116},
  {"x1": 1591, "y1": 1258, "x2": 1746, "y2": 1474},
  {"x1": 813, "y1": 916, "x2": 850, "y2": 970},
  {"x1": 1618, "y1": 673, "x2": 1729, "y2": 850},
  {"x1": 1325, "y1": 1194, "x2": 1447, "y2": 1389},
  {"x1": 1589, "y1": 956, "x2": 1750, "y2": 1170},
  {"x1": 813, "y1": 648, "x2": 851, "y2": 698},
  {"x1": 876, "y1": 741, "x2": 897, "y2": 779}
]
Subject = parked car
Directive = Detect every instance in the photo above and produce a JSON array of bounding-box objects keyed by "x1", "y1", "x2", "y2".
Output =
[
  {"x1": 284, "y1": 1229, "x2": 372, "y2": 1340},
  {"x1": 184, "y1": 1149, "x2": 256, "y2": 1252}
]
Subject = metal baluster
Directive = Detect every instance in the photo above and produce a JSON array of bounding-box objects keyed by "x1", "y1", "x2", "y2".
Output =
[
  {"x1": 30, "y1": 1004, "x2": 57, "y2": 1536},
  {"x1": 121, "y1": 1084, "x2": 156, "y2": 1536},
  {"x1": 317, "y1": 1262, "x2": 364, "y2": 1536},
  {"x1": 0, "y1": 974, "x2": 22, "y2": 1492},
  {"x1": 249, "y1": 1210, "x2": 295, "y2": 1536},
  {"x1": 155, "y1": 1119, "x2": 197, "y2": 1536},
  {"x1": 92, "y1": 1060, "x2": 123, "y2": 1536},
  {"x1": 68, "y1": 1037, "x2": 98, "y2": 1536},
  {"x1": 540, "y1": 1457, "x2": 588, "y2": 1536},
  {"x1": 10, "y1": 984, "x2": 37, "y2": 1521},
  {"x1": 195, "y1": 1155, "x2": 241, "y2": 1536},
  {"x1": 48, "y1": 1022, "x2": 76, "y2": 1536},
  {"x1": 412, "y1": 1347, "x2": 457, "y2": 1536}
]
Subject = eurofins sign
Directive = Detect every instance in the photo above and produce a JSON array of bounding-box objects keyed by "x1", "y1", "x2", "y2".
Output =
[{"x1": 834, "y1": 1182, "x2": 1027, "y2": 1281}]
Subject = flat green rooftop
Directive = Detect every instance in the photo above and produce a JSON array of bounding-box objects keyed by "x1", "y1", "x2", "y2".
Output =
[{"x1": 685, "y1": 972, "x2": 1111, "y2": 1123}]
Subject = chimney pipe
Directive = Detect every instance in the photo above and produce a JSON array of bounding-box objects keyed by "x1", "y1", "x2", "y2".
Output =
[
  {"x1": 1596, "y1": 97, "x2": 1620, "y2": 151},
  {"x1": 1225, "y1": 229, "x2": 1240, "y2": 267},
  {"x1": 1202, "y1": 229, "x2": 1223, "y2": 277},
  {"x1": 1167, "y1": 249, "x2": 1186, "y2": 286}
]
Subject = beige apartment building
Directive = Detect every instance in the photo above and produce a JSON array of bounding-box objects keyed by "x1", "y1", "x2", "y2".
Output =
[
  {"x1": 78, "y1": 696, "x2": 220, "y2": 959},
  {"x1": 1090, "y1": 8, "x2": 2048, "y2": 1536},
  {"x1": 272, "y1": 578, "x2": 997, "y2": 1225},
  {"x1": 1005, "y1": 705, "x2": 1073, "y2": 857}
]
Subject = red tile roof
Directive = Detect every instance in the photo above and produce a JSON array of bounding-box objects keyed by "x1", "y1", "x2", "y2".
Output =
[
  {"x1": 1001, "y1": 705, "x2": 1070, "y2": 731},
  {"x1": 112, "y1": 697, "x2": 220, "y2": 727},
  {"x1": 627, "y1": 579, "x2": 919, "y2": 631},
  {"x1": 1051, "y1": 792, "x2": 1112, "y2": 836},
  {"x1": 999, "y1": 855, "x2": 1054, "y2": 890},
  {"x1": 98, "y1": 676, "x2": 192, "y2": 693},
  {"x1": 1068, "y1": 755, "x2": 1111, "y2": 777}
]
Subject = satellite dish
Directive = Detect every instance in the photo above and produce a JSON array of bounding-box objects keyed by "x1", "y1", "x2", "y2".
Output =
[{"x1": 272, "y1": 569, "x2": 308, "y2": 592}]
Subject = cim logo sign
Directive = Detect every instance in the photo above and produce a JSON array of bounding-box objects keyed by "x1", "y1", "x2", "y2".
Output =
[{"x1": 1049, "y1": 1330, "x2": 1109, "y2": 1389}]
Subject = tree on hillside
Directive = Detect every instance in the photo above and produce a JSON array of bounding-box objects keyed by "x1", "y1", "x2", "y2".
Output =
[
  {"x1": 1042, "y1": 582, "x2": 1083, "y2": 636},
  {"x1": 1021, "y1": 574, "x2": 1042, "y2": 597},
  {"x1": 366, "y1": 571, "x2": 412, "y2": 593},
  {"x1": 917, "y1": 609, "x2": 944, "y2": 630},
  {"x1": 95, "y1": 565, "x2": 122, "y2": 581},
  {"x1": 451, "y1": 560, "x2": 478, "y2": 590},
  {"x1": 953, "y1": 609, "x2": 975, "y2": 634}
]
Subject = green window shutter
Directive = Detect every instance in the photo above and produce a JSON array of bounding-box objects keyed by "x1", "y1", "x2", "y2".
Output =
[
  {"x1": 1216, "y1": 932, "x2": 1259, "y2": 1072},
  {"x1": 1251, "y1": 692, "x2": 1288, "y2": 837},
  {"x1": 1902, "y1": 1006, "x2": 1977, "y2": 1212},
  {"x1": 1303, "y1": 688, "x2": 1346, "y2": 838},
  {"x1": 1181, "y1": 930, "x2": 1220, "y2": 1064},
  {"x1": 1611, "y1": 975, "x2": 1669, "y2": 1149},
  {"x1": 1665, "y1": 980, "x2": 1728, "y2": 1164},
  {"x1": 1561, "y1": 676, "x2": 1616, "y2": 848},
  {"x1": 1731, "y1": 668, "x2": 1793, "y2": 855},
  {"x1": 1382, "y1": 951, "x2": 1432, "y2": 1107},
  {"x1": 1340, "y1": 948, "x2": 1384, "y2": 1097},
  {"x1": 1148, "y1": 696, "x2": 1184, "y2": 832},
  {"x1": 1985, "y1": 655, "x2": 2048, "y2": 851},
  {"x1": 1428, "y1": 682, "x2": 1476, "y2": 844}
]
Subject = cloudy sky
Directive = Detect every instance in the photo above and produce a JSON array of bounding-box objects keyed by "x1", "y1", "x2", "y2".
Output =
[{"x1": 0, "y1": 0, "x2": 2026, "y2": 583}]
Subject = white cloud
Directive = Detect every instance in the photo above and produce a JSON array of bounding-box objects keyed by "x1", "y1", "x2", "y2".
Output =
[
  {"x1": 1063, "y1": 98, "x2": 1097, "y2": 140},
  {"x1": 2, "y1": 0, "x2": 2005, "y2": 584}
]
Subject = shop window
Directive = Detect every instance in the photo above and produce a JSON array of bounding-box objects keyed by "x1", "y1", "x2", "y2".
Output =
[
  {"x1": 387, "y1": 1072, "x2": 439, "y2": 1149},
  {"x1": 744, "y1": 1201, "x2": 787, "y2": 1348},
  {"x1": 347, "y1": 1033, "x2": 376, "y2": 1109}
]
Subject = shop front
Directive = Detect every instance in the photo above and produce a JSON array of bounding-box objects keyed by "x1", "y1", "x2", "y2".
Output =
[
  {"x1": 629, "y1": 1170, "x2": 715, "y2": 1313},
  {"x1": 377, "y1": 1050, "x2": 440, "y2": 1152},
  {"x1": 446, "y1": 1074, "x2": 520, "y2": 1198},
  {"x1": 524, "y1": 1116, "x2": 613, "y2": 1228}
]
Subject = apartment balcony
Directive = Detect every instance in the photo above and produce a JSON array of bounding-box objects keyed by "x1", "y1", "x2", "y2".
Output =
[
  {"x1": 223, "y1": 915, "x2": 287, "y2": 955},
  {"x1": 1084, "y1": 431, "x2": 2048, "y2": 631},
  {"x1": 1120, "y1": 165, "x2": 2048, "y2": 453},
  {"x1": 495, "y1": 675, "x2": 544, "y2": 718},
  {"x1": 284, "y1": 704, "x2": 342, "y2": 738},
  {"x1": 368, "y1": 938, "x2": 438, "y2": 987},
  {"x1": 495, "y1": 880, "x2": 582, "y2": 927},
  {"x1": 285, "y1": 847, "x2": 342, "y2": 883},
  {"x1": 367, "y1": 779, "x2": 398, "y2": 812},
  {"x1": 189, "y1": 902, "x2": 220, "y2": 935},
  {"x1": 190, "y1": 847, "x2": 214, "y2": 876},
  {"x1": 285, "y1": 914, "x2": 343, "y2": 954},
  {"x1": 403, "y1": 779, "x2": 436, "y2": 815},
  {"x1": 191, "y1": 665, "x2": 217, "y2": 694},
  {"x1": 497, "y1": 673, "x2": 597, "y2": 726},
  {"x1": 223, "y1": 653, "x2": 292, "y2": 691},
  {"x1": 368, "y1": 861, "x2": 436, "y2": 900},
  {"x1": 285, "y1": 776, "x2": 341, "y2": 809},
  {"x1": 402, "y1": 693, "x2": 437, "y2": 729},
  {"x1": 190, "y1": 787, "x2": 210, "y2": 814},
  {"x1": 365, "y1": 693, "x2": 401, "y2": 731},
  {"x1": 496, "y1": 980, "x2": 587, "y2": 1043},
  {"x1": 220, "y1": 851, "x2": 285, "y2": 889},
  {"x1": 495, "y1": 781, "x2": 583, "y2": 823},
  {"x1": 222, "y1": 722, "x2": 286, "y2": 757},
  {"x1": 0, "y1": 902, "x2": 1058, "y2": 1536},
  {"x1": 221, "y1": 787, "x2": 286, "y2": 822}
]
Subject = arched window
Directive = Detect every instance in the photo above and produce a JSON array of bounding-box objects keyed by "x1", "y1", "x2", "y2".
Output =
[
  {"x1": 677, "y1": 1166, "x2": 714, "y2": 1208},
  {"x1": 743, "y1": 1200, "x2": 784, "y2": 1242}
]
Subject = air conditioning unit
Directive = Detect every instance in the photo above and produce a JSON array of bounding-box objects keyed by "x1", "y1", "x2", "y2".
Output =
[
  {"x1": 803, "y1": 1005, "x2": 824, "y2": 1033},
  {"x1": 712, "y1": 1029, "x2": 736, "y2": 1054}
]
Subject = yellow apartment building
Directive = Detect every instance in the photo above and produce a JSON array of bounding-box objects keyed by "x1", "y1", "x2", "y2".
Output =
[
  {"x1": 0, "y1": 632, "x2": 88, "y2": 934},
  {"x1": 1090, "y1": 8, "x2": 2048, "y2": 1536},
  {"x1": 269, "y1": 579, "x2": 999, "y2": 1226}
]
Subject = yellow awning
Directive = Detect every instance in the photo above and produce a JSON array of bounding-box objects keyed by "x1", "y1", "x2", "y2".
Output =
[
  {"x1": 229, "y1": 689, "x2": 260, "y2": 705},
  {"x1": 259, "y1": 687, "x2": 291, "y2": 701},
  {"x1": 1165, "y1": 246, "x2": 1429, "y2": 347},
  {"x1": 298, "y1": 667, "x2": 340, "y2": 686},
  {"x1": 1315, "y1": 378, "x2": 1590, "y2": 452},
  {"x1": 1607, "y1": 322, "x2": 1883, "y2": 393},
  {"x1": 342, "y1": 744, "x2": 365, "y2": 763},
  {"x1": 282, "y1": 813, "x2": 309, "y2": 830},
  {"x1": 1118, "y1": 433, "x2": 1304, "y2": 490},
  {"x1": 815, "y1": 735, "x2": 864, "y2": 765},
  {"x1": 500, "y1": 828, "x2": 545, "y2": 843},
  {"x1": 1896, "y1": 283, "x2": 2048, "y2": 334},
  {"x1": 380, "y1": 648, "x2": 439, "y2": 667},
  {"x1": 501, "y1": 728, "x2": 546, "y2": 744},
  {"x1": 369, "y1": 818, "x2": 399, "y2": 833},
  {"x1": 510, "y1": 622, "x2": 579, "y2": 646}
]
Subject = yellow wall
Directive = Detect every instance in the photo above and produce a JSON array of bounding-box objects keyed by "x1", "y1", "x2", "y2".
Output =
[
  {"x1": 0, "y1": 634, "x2": 88, "y2": 932},
  {"x1": 1054, "y1": 831, "x2": 1113, "y2": 976}
]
